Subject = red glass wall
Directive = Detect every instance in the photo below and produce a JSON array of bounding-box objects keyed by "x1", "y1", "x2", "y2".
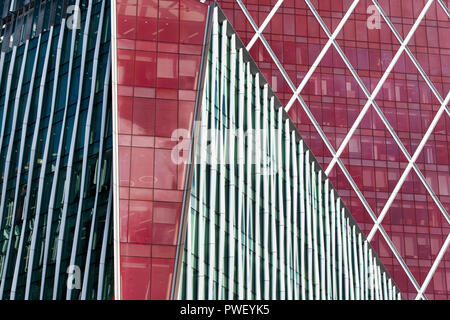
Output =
[
  {"x1": 113, "y1": 0, "x2": 449, "y2": 300},
  {"x1": 113, "y1": 0, "x2": 208, "y2": 299},
  {"x1": 216, "y1": 0, "x2": 449, "y2": 300}
]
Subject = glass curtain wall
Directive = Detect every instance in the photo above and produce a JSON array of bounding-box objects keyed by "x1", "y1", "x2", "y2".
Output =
[
  {"x1": 177, "y1": 6, "x2": 402, "y2": 300},
  {"x1": 0, "y1": 0, "x2": 113, "y2": 300}
]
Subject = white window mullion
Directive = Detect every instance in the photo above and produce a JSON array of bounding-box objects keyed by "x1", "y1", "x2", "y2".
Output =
[
  {"x1": 305, "y1": 151, "x2": 313, "y2": 300},
  {"x1": 54, "y1": 0, "x2": 93, "y2": 299},
  {"x1": 277, "y1": 108, "x2": 286, "y2": 300},
  {"x1": 96, "y1": 178, "x2": 113, "y2": 300},
  {"x1": 342, "y1": 213, "x2": 349, "y2": 300},
  {"x1": 41, "y1": 0, "x2": 80, "y2": 296},
  {"x1": 325, "y1": 0, "x2": 435, "y2": 176},
  {"x1": 227, "y1": 34, "x2": 237, "y2": 300},
  {"x1": 196, "y1": 55, "x2": 209, "y2": 301},
  {"x1": 261, "y1": 85, "x2": 270, "y2": 300},
  {"x1": 25, "y1": 22, "x2": 64, "y2": 299},
  {"x1": 284, "y1": 119, "x2": 292, "y2": 300},
  {"x1": 311, "y1": 163, "x2": 320, "y2": 299},
  {"x1": 324, "y1": 180, "x2": 332, "y2": 299},
  {"x1": 291, "y1": 131, "x2": 299, "y2": 300},
  {"x1": 368, "y1": 92, "x2": 450, "y2": 242},
  {"x1": 217, "y1": 19, "x2": 228, "y2": 300},
  {"x1": 415, "y1": 233, "x2": 450, "y2": 299},
  {"x1": 254, "y1": 73, "x2": 262, "y2": 300},
  {"x1": 336, "y1": 200, "x2": 343, "y2": 299},
  {"x1": 81, "y1": 42, "x2": 111, "y2": 300},
  {"x1": 285, "y1": 0, "x2": 360, "y2": 112},
  {"x1": 352, "y1": 226, "x2": 361, "y2": 300},
  {"x1": 269, "y1": 98, "x2": 278, "y2": 299},
  {"x1": 68, "y1": 0, "x2": 105, "y2": 300},
  {"x1": 318, "y1": 172, "x2": 326, "y2": 299},
  {"x1": 347, "y1": 220, "x2": 355, "y2": 300},
  {"x1": 1, "y1": 40, "x2": 30, "y2": 300},
  {"x1": 299, "y1": 141, "x2": 306, "y2": 299},
  {"x1": 330, "y1": 191, "x2": 337, "y2": 299},
  {"x1": 207, "y1": 10, "x2": 219, "y2": 300},
  {"x1": 236, "y1": 48, "x2": 245, "y2": 300},
  {"x1": 246, "y1": 0, "x2": 284, "y2": 51},
  {"x1": 0, "y1": 46, "x2": 18, "y2": 234}
]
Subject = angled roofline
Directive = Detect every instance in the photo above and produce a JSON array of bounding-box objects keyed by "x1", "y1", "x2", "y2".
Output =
[{"x1": 172, "y1": 1, "x2": 402, "y2": 299}]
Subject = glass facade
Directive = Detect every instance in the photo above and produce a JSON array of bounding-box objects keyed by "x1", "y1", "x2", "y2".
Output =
[
  {"x1": 176, "y1": 7, "x2": 401, "y2": 300},
  {"x1": 0, "y1": 0, "x2": 114, "y2": 300},
  {"x1": 112, "y1": 0, "x2": 449, "y2": 300},
  {"x1": 215, "y1": 0, "x2": 450, "y2": 300},
  {"x1": 0, "y1": 0, "x2": 445, "y2": 300},
  {"x1": 111, "y1": 0, "x2": 210, "y2": 300}
]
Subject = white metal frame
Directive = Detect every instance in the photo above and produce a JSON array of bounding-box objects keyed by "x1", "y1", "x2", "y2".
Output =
[
  {"x1": 177, "y1": 9, "x2": 401, "y2": 299},
  {"x1": 110, "y1": 0, "x2": 122, "y2": 301},
  {"x1": 233, "y1": 0, "x2": 450, "y2": 300}
]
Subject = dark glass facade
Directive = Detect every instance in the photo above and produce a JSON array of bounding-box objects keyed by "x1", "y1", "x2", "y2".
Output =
[{"x1": 0, "y1": 0, "x2": 114, "y2": 300}]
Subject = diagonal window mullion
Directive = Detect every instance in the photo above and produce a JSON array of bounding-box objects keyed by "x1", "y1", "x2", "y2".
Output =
[
  {"x1": 236, "y1": 0, "x2": 361, "y2": 167},
  {"x1": 372, "y1": 0, "x2": 450, "y2": 299},
  {"x1": 235, "y1": 0, "x2": 426, "y2": 300},
  {"x1": 367, "y1": 92, "x2": 450, "y2": 242},
  {"x1": 339, "y1": 145, "x2": 425, "y2": 298},
  {"x1": 371, "y1": 0, "x2": 450, "y2": 116},
  {"x1": 437, "y1": 0, "x2": 450, "y2": 17},
  {"x1": 235, "y1": 0, "x2": 297, "y2": 94},
  {"x1": 236, "y1": 0, "x2": 448, "y2": 301},
  {"x1": 236, "y1": 0, "x2": 374, "y2": 228},
  {"x1": 377, "y1": 226, "x2": 426, "y2": 299},
  {"x1": 336, "y1": 152, "x2": 425, "y2": 299},
  {"x1": 415, "y1": 234, "x2": 450, "y2": 299},
  {"x1": 285, "y1": 0, "x2": 360, "y2": 112},
  {"x1": 246, "y1": 0, "x2": 284, "y2": 51},
  {"x1": 325, "y1": 0, "x2": 435, "y2": 176},
  {"x1": 306, "y1": 0, "x2": 442, "y2": 296},
  {"x1": 235, "y1": 0, "x2": 339, "y2": 161},
  {"x1": 436, "y1": 0, "x2": 450, "y2": 117},
  {"x1": 307, "y1": 0, "x2": 449, "y2": 227},
  {"x1": 414, "y1": 169, "x2": 450, "y2": 225}
]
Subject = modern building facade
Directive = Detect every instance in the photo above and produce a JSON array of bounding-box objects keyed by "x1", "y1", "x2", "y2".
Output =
[
  {"x1": 175, "y1": 7, "x2": 401, "y2": 300},
  {"x1": 0, "y1": 0, "x2": 114, "y2": 300},
  {"x1": 225, "y1": 0, "x2": 450, "y2": 301},
  {"x1": 112, "y1": 0, "x2": 449, "y2": 300},
  {"x1": 0, "y1": 0, "x2": 447, "y2": 300}
]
